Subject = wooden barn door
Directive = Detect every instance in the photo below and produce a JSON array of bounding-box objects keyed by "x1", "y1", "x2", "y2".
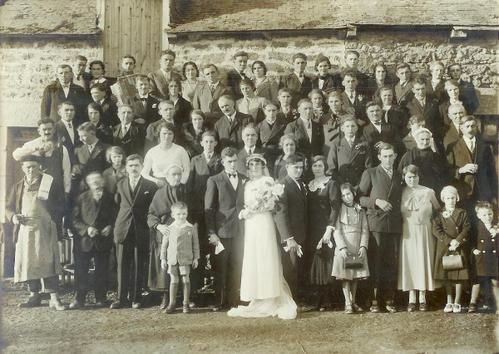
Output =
[{"x1": 103, "y1": 0, "x2": 163, "y2": 76}]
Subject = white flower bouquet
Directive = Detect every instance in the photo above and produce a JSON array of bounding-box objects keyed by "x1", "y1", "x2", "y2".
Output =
[{"x1": 239, "y1": 177, "x2": 284, "y2": 220}]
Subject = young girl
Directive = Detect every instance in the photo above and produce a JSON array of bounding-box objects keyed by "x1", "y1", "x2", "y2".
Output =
[
  {"x1": 470, "y1": 202, "x2": 499, "y2": 314},
  {"x1": 102, "y1": 146, "x2": 127, "y2": 194},
  {"x1": 331, "y1": 183, "x2": 369, "y2": 314},
  {"x1": 308, "y1": 89, "x2": 327, "y2": 123},
  {"x1": 160, "y1": 201, "x2": 200, "y2": 314},
  {"x1": 432, "y1": 186, "x2": 471, "y2": 313}
]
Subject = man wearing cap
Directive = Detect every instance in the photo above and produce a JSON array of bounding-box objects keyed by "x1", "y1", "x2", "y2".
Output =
[{"x1": 6, "y1": 155, "x2": 66, "y2": 310}]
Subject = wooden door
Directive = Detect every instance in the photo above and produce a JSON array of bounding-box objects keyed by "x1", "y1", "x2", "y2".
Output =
[{"x1": 103, "y1": 0, "x2": 163, "y2": 77}]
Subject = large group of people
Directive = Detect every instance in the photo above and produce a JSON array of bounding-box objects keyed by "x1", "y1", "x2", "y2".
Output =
[{"x1": 6, "y1": 48, "x2": 498, "y2": 320}]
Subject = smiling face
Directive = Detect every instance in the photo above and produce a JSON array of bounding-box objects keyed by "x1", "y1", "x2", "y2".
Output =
[
  {"x1": 445, "y1": 83, "x2": 460, "y2": 101},
  {"x1": 448, "y1": 105, "x2": 465, "y2": 126},
  {"x1": 412, "y1": 82, "x2": 426, "y2": 101},
  {"x1": 240, "y1": 83, "x2": 253, "y2": 98},
  {"x1": 136, "y1": 79, "x2": 150, "y2": 96}
]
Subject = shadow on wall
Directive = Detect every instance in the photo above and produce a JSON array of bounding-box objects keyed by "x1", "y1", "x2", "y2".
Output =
[{"x1": 171, "y1": 0, "x2": 284, "y2": 24}]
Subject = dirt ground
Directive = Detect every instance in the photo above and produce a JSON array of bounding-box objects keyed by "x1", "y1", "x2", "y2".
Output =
[{"x1": 1, "y1": 282, "x2": 498, "y2": 354}]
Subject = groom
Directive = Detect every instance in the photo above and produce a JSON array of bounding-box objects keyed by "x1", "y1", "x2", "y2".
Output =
[{"x1": 205, "y1": 146, "x2": 246, "y2": 311}]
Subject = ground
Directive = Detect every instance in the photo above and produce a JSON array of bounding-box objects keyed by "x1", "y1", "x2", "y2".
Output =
[{"x1": 2, "y1": 282, "x2": 498, "y2": 354}]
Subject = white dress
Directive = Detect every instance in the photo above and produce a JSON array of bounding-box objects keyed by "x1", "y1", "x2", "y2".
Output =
[{"x1": 228, "y1": 177, "x2": 297, "y2": 320}]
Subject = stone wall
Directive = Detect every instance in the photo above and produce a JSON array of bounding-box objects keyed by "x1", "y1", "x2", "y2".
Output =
[
  {"x1": 170, "y1": 29, "x2": 498, "y2": 114},
  {"x1": 0, "y1": 38, "x2": 102, "y2": 127}
]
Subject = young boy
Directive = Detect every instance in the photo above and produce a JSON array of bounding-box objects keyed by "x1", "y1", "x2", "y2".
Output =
[
  {"x1": 469, "y1": 202, "x2": 499, "y2": 313},
  {"x1": 160, "y1": 201, "x2": 200, "y2": 314}
]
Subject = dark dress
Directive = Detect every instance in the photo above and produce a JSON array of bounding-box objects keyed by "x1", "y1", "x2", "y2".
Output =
[
  {"x1": 147, "y1": 183, "x2": 188, "y2": 291},
  {"x1": 432, "y1": 208, "x2": 471, "y2": 281},
  {"x1": 307, "y1": 177, "x2": 340, "y2": 285}
]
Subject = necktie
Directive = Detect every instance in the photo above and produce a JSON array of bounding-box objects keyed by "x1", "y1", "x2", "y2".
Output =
[
  {"x1": 248, "y1": 148, "x2": 252, "y2": 155},
  {"x1": 68, "y1": 122, "x2": 72, "y2": 129},
  {"x1": 386, "y1": 169, "x2": 393, "y2": 178},
  {"x1": 469, "y1": 139, "x2": 475, "y2": 152},
  {"x1": 88, "y1": 144, "x2": 93, "y2": 154},
  {"x1": 210, "y1": 84, "x2": 216, "y2": 93}
]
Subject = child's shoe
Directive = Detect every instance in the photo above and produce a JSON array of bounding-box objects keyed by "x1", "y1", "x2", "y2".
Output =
[
  {"x1": 444, "y1": 303, "x2": 453, "y2": 313},
  {"x1": 452, "y1": 303, "x2": 462, "y2": 313}
]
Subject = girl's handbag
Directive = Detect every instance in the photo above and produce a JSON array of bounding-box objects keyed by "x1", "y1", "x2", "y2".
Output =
[
  {"x1": 345, "y1": 255, "x2": 363, "y2": 269},
  {"x1": 442, "y1": 252, "x2": 464, "y2": 271}
]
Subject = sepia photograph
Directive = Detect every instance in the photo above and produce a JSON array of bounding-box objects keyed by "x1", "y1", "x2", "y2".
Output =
[{"x1": 0, "y1": 0, "x2": 498, "y2": 352}]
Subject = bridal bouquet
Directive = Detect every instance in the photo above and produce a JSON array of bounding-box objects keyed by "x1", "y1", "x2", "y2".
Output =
[{"x1": 239, "y1": 177, "x2": 284, "y2": 220}]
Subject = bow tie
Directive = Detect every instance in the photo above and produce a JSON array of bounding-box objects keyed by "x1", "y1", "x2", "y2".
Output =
[{"x1": 228, "y1": 173, "x2": 237, "y2": 178}]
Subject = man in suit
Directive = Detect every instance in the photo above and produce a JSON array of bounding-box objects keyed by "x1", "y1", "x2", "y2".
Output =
[
  {"x1": 284, "y1": 98, "x2": 324, "y2": 157},
  {"x1": 205, "y1": 147, "x2": 246, "y2": 310},
  {"x1": 275, "y1": 154, "x2": 307, "y2": 302},
  {"x1": 358, "y1": 143, "x2": 403, "y2": 313},
  {"x1": 41, "y1": 64, "x2": 89, "y2": 126},
  {"x1": 148, "y1": 49, "x2": 182, "y2": 99},
  {"x1": 226, "y1": 51, "x2": 249, "y2": 100},
  {"x1": 276, "y1": 88, "x2": 299, "y2": 123},
  {"x1": 54, "y1": 101, "x2": 80, "y2": 163},
  {"x1": 130, "y1": 75, "x2": 160, "y2": 127},
  {"x1": 280, "y1": 53, "x2": 313, "y2": 107},
  {"x1": 257, "y1": 102, "x2": 287, "y2": 172},
  {"x1": 113, "y1": 104, "x2": 145, "y2": 156},
  {"x1": 119, "y1": 55, "x2": 136, "y2": 77},
  {"x1": 236, "y1": 124, "x2": 263, "y2": 176},
  {"x1": 187, "y1": 130, "x2": 223, "y2": 293},
  {"x1": 393, "y1": 63, "x2": 414, "y2": 106},
  {"x1": 443, "y1": 103, "x2": 465, "y2": 151},
  {"x1": 72, "y1": 122, "x2": 110, "y2": 194},
  {"x1": 406, "y1": 77, "x2": 444, "y2": 148},
  {"x1": 447, "y1": 63, "x2": 480, "y2": 114},
  {"x1": 362, "y1": 102, "x2": 403, "y2": 162},
  {"x1": 111, "y1": 154, "x2": 157, "y2": 309},
  {"x1": 213, "y1": 95, "x2": 252, "y2": 149},
  {"x1": 340, "y1": 70, "x2": 368, "y2": 125},
  {"x1": 192, "y1": 64, "x2": 231, "y2": 121},
  {"x1": 447, "y1": 115, "x2": 498, "y2": 206},
  {"x1": 379, "y1": 86, "x2": 409, "y2": 136},
  {"x1": 90, "y1": 83, "x2": 119, "y2": 127},
  {"x1": 425, "y1": 61, "x2": 446, "y2": 103},
  {"x1": 340, "y1": 50, "x2": 369, "y2": 95},
  {"x1": 327, "y1": 117, "x2": 372, "y2": 186},
  {"x1": 72, "y1": 55, "x2": 92, "y2": 92},
  {"x1": 70, "y1": 172, "x2": 115, "y2": 309}
]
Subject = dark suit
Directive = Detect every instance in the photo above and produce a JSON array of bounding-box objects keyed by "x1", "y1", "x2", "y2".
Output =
[
  {"x1": 340, "y1": 91, "x2": 368, "y2": 124},
  {"x1": 393, "y1": 81, "x2": 413, "y2": 106},
  {"x1": 326, "y1": 136, "x2": 372, "y2": 186},
  {"x1": 54, "y1": 120, "x2": 80, "y2": 163},
  {"x1": 425, "y1": 79, "x2": 446, "y2": 103},
  {"x1": 147, "y1": 70, "x2": 182, "y2": 99},
  {"x1": 182, "y1": 123, "x2": 205, "y2": 157},
  {"x1": 114, "y1": 176, "x2": 157, "y2": 304},
  {"x1": 71, "y1": 190, "x2": 116, "y2": 303},
  {"x1": 358, "y1": 165, "x2": 403, "y2": 304},
  {"x1": 275, "y1": 175, "x2": 308, "y2": 299},
  {"x1": 311, "y1": 75, "x2": 341, "y2": 95},
  {"x1": 406, "y1": 96, "x2": 445, "y2": 148},
  {"x1": 131, "y1": 94, "x2": 160, "y2": 127},
  {"x1": 284, "y1": 118, "x2": 324, "y2": 157},
  {"x1": 280, "y1": 73, "x2": 313, "y2": 107},
  {"x1": 447, "y1": 137, "x2": 497, "y2": 203},
  {"x1": 192, "y1": 82, "x2": 231, "y2": 121},
  {"x1": 340, "y1": 69, "x2": 369, "y2": 95},
  {"x1": 93, "y1": 97, "x2": 119, "y2": 127},
  {"x1": 443, "y1": 123, "x2": 461, "y2": 151},
  {"x1": 362, "y1": 122, "x2": 403, "y2": 162},
  {"x1": 257, "y1": 117, "x2": 287, "y2": 172},
  {"x1": 226, "y1": 68, "x2": 248, "y2": 99},
  {"x1": 41, "y1": 81, "x2": 89, "y2": 126},
  {"x1": 204, "y1": 171, "x2": 245, "y2": 307},
  {"x1": 213, "y1": 112, "x2": 252, "y2": 149},
  {"x1": 458, "y1": 80, "x2": 479, "y2": 114},
  {"x1": 236, "y1": 146, "x2": 264, "y2": 176},
  {"x1": 382, "y1": 105, "x2": 409, "y2": 137},
  {"x1": 112, "y1": 123, "x2": 145, "y2": 156},
  {"x1": 73, "y1": 141, "x2": 110, "y2": 179},
  {"x1": 169, "y1": 96, "x2": 193, "y2": 127}
]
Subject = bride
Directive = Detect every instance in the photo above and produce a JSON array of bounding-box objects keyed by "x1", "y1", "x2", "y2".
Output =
[{"x1": 228, "y1": 154, "x2": 297, "y2": 320}]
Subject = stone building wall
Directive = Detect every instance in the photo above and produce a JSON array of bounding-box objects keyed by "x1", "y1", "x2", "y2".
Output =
[{"x1": 0, "y1": 39, "x2": 102, "y2": 127}]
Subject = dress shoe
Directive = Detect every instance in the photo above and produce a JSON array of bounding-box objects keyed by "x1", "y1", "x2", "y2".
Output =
[
  {"x1": 164, "y1": 305, "x2": 176, "y2": 314},
  {"x1": 69, "y1": 300, "x2": 84, "y2": 310},
  {"x1": 385, "y1": 304, "x2": 397, "y2": 313},
  {"x1": 419, "y1": 303, "x2": 427, "y2": 312},
  {"x1": 18, "y1": 293, "x2": 42, "y2": 308},
  {"x1": 352, "y1": 303, "x2": 364, "y2": 313},
  {"x1": 369, "y1": 304, "x2": 380, "y2": 313},
  {"x1": 132, "y1": 302, "x2": 141, "y2": 309},
  {"x1": 468, "y1": 303, "x2": 477, "y2": 313},
  {"x1": 110, "y1": 301, "x2": 122, "y2": 309},
  {"x1": 407, "y1": 303, "x2": 416, "y2": 312},
  {"x1": 49, "y1": 299, "x2": 67, "y2": 311}
]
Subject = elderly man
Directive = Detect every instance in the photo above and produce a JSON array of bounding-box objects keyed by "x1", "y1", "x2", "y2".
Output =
[
  {"x1": 213, "y1": 95, "x2": 252, "y2": 149},
  {"x1": 443, "y1": 103, "x2": 466, "y2": 150},
  {"x1": 148, "y1": 49, "x2": 182, "y2": 99},
  {"x1": 70, "y1": 172, "x2": 116, "y2": 309},
  {"x1": 6, "y1": 155, "x2": 66, "y2": 310},
  {"x1": 41, "y1": 64, "x2": 88, "y2": 126},
  {"x1": 113, "y1": 104, "x2": 145, "y2": 156}
]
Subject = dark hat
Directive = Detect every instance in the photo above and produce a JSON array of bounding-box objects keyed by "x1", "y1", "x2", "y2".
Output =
[{"x1": 19, "y1": 154, "x2": 42, "y2": 164}]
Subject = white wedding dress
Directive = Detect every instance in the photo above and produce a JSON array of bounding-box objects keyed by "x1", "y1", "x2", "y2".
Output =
[{"x1": 228, "y1": 178, "x2": 297, "y2": 320}]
